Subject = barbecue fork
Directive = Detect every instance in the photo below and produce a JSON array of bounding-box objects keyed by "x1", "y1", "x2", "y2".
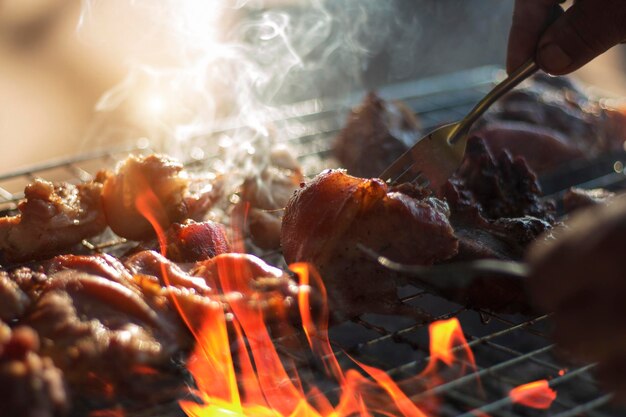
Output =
[{"x1": 379, "y1": 59, "x2": 539, "y2": 189}]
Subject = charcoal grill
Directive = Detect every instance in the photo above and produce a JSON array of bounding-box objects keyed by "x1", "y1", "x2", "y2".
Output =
[{"x1": 2, "y1": 66, "x2": 626, "y2": 417}]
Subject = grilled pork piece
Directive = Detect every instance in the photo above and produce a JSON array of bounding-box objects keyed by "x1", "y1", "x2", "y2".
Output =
[
  {"x1": 164, "y1": 220, "x2": 230, "y2": 262},
  {"x1": 102, "y1": 154, "x2": 220, "y2": 241},
  {"x1": 281, "y1": 169, "x2": 458, "y2": 318},
  {"x1": 0, "y1": 248, "x2": 308, "y2": 415},
  {"x1": 333, "y1": 92, "x2": 421, "y2": 178},
  {"x1": 0, "y1": 324, "x2": 68, "y2": 417},
  {"x1": 334, "y1": 77, "x2": 626, "y2": 177},
  {"x1": 0, "y1": 154, "x2": 221, "y2": 264},
  {"x1": 475, "y1": 73, "x2": 626, "y2": 173},
  {"x1": 283, "y1": 136, "x2": 556, "y2": 314},
  {"x1": 0, "y1": 175, "x2": 108, "y2": 263}
]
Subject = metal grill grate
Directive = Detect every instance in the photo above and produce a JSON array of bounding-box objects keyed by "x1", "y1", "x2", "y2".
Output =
[{"x1": 2, "y1": 66, "x2": 626, "y2": 417}]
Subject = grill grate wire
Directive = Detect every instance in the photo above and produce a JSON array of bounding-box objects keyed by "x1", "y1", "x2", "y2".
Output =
[{"x1": 2, "y1": 66, "x2": 626, "y2": 416}]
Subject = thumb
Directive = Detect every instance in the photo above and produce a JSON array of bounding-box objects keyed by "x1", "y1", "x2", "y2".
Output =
[{"x1": 536, "y1": 0, "x2": 626, "y2": 75}]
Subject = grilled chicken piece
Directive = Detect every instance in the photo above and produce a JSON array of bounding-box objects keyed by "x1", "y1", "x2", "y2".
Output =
[
  {"x1": 0, "y1": 176, "x2": 107, "y2": 263},
  {"x1": 333, "y1": 92, "x2": 421, "y2": 178},
  {"x1": 102, "y1": 154, "x2": 220, "y2": 241},
  {"x1": 0, "y1": 324, "x2": 68, "y2": 417},
  {"x1": 281, "y1": 169, "x2": 458, "y2": 318}
]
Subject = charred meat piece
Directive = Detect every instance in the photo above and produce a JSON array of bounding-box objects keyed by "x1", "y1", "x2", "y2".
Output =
[
  {"x1": 191, "y1": 253, "x2": 308, "y2": 325},
  {"x1": 24, "y1": 289, "x2": 183, "y2": 409},
  {"x1": 281, "y1": 169, "x2": 458, "y2": 318},
  {"x1": 0, "y1": 176, "x2": 107, "y2": 263},
  {"x1": 442, "y1": 136, "x2": 555, "y2": 223},
  {"x1": 0, "y1": 154, "x2": 221, "y2": 264},
  {"x1": 439, "y1": 136, "x2": 555, "y2": 263},
  {"x1": 102, "y1": 154, "x2": 220, "y2": 241},
  {"x1": 333, "y1": 92, "x2": 420, "y2": 178},
  {"x1": 0, "y1": 324, "x2": 68, "y2": 417}
]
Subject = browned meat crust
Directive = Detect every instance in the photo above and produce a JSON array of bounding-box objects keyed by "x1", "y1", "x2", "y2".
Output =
[
  {"x1": 0, "y1": 246, "x2": 304, "y2": 415},
  {"x1": 0, "y1": 324, "x2": 68, "y2": 417},
  {"x1": 333, "y1": 92, "x2": 421, "y2": 178},
  {"x1": 283, "y1": 136, "x2": 556, "y2": 314},
  {"x1": 0, "y1": 155, "x2": 220, "y2": 264},
  {"x1": 281, "y1": 169, "x2": 458, "y2": 318},
  {"x1": 0, "y1": 177, "x2": 107, "y2": 263},
  {"x1": 102, "y1": 154, "x2": 219, "y2": 241},
  {"x1": 164, "y1": 220, "x2": 230, "y2": 262}
]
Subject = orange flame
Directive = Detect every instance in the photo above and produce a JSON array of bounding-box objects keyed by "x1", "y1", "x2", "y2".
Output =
[
  {"x1": 176, "y1": 262, "x2": 485, "y2": 417},
  {"x1": 509, "y1": 380, "x2": 557, "y2": 410},
  {"x1": 134, "y1": 186, "x2": 553, "y2": 416}
]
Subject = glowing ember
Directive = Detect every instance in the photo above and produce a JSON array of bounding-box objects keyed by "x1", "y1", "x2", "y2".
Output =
[{"x1": 509, "y1": 380, "x2": 557, "y2": 410}]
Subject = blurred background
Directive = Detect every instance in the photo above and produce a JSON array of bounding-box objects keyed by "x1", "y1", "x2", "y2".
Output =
[{"x1": 1, "y1": 0, "x2": 625, "y2": 174}]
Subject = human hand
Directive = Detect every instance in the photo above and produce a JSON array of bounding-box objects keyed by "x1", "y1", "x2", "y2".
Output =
[
  {"x1": 507, "y1": 0, "x2": 626, "y2": 75},
  {"x1": 527, "y1": 194, "x2": 626, "y2": 397}
]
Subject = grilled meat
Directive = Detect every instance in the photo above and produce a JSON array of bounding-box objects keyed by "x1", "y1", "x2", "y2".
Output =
[
  {"x1": 333, "y1": 92, "x2": 421, "y2": 178},
  {"x1": 563, "y1": 187, "x2": 616, "y2": 214},
  {"x1": 0, "y1": 175, "x2": 108, "y2": 263},
  {"x1": 0, "y1": 243, "x2": 307, "y2": 415},
  {"x1": 475, "y1": 73, "x2": 626, "y2": 173},
  {"x1": 281, "y1": 169, "x2": 458, "y2": 318},
  {"x1": 102, "y1": 154, "x2": 219, "y2": 241},
  {"x1": 0, "y1": 154, "x2": 221, "y2": 264},
  {"x1": 441, "y1": 136, "x2": 554, "y2": 262},
  {"x1": 334, "y1": 77, "x2": 626, "y2": 178},
  {"x1": 0, "y1": 324, "x2": 68, "y2": 417},
  {"x1": 283, "y1": 135, "x2": 556, "y2": 314},
  {"x1": 164, "y1": 220, "x2": 230, "y2": 262}
]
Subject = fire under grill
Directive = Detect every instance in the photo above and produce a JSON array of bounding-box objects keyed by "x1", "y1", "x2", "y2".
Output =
[{"x1": 2, "y1": 66, "x2": 626, "y2": 417}]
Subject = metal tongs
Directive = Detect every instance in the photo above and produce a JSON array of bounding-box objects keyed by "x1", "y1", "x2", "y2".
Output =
[
  {"x1": 359, "y1": 245, "x2": 529, "y2": 292},
  {"x1": 379, "y1": 58, "x2": 539, "y2": 189}
]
